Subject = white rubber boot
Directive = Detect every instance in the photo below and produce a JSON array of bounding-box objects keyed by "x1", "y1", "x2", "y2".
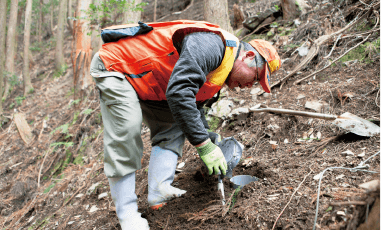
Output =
[
  {"x1": 148, "y1": 146, "x2": 186, "y2": 210},
  {"x1": 108, "y1": 173, "x2": 150, "y2": 230}
]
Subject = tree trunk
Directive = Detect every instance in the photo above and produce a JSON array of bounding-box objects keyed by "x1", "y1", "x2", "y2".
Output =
[
  {"x1": 281, "y1": 0, "x2": 310, "y2": 21},
  {"x1": 123, "y1": 0, "x2": 142, "y2": 24},
  {"x1": 91, "y1": 0, "x2": 102, "y2": 58},
  {"x1": 50, "y1": 0, "x2": 54, "y2": 35},
  {"x1": 55, "y1": 0, "x2": 67, "y2": 70},
  {"x1": 204, "y1": 0, "x2": 233, "y2": 33},
  {"x1": 153, "y1": 0, "x2": 157, "y2": 22},
  {"x1": 3, "y1": 0, "x2": 18, "y2": 100},
  {"x1": 0, "y1": 0, "x2": 7, "y2": 114},
  {"x1": 23, "y1": 0, "x2": 34, "y2": 95},
  {"x1": 67, "y1": 0, "x2": 73, "y2": 34},
  {"x1": 38, "y1": 0, "x2": 43, "y2": 43},
  {"x1": 73, "y1": 0, "x2": 93, "y2": 100}
]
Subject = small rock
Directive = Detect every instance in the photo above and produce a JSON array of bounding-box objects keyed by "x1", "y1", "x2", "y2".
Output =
[
  {"x1": 336, "y1": 174, "x2": 345, "y2": 180},
  {"x1": 87, "y1": 182, "x2": 100, "y2": 195},
  {"x1": 68, "y1": 221, "x2": 75, "y2": 225},
  {"x1": 341, "y1": 150, "x2": 355, "y2": 156},
  {"x1": 284, "y1": 139, "x2": 289, "y2": 144},
  {"x1": 239, "y1": 100, "x2": 245, "y2": 105},
  {"x1": 305, "y1": 100, "x2": 330, "y2": 113},
  {"x1": 357, "y1": 152, "x2": 365, "y2": 158},
  {"x1": 263, "y1": 92, "x2": 271, "y2": 98},
  {"x1": 250, "y1": 87, "x2": 261, "y2": 95},
  {"x1": 89, "y1": 205, "x2": 99, "y2": 213},
  {"x1": 98, "y1": 192, "x2": 108, "y2": 200},
  {"x1": 76, "y1": 193, "x2": 84, "y2": 198},
  {"x1": 337, "y1": 211, "x2": 346, "y2": 216}
]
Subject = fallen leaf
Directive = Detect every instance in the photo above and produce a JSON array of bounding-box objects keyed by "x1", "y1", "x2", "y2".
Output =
[
  {"x1": 316, "y1": 132, "x2": 322, "y2": 140},
  {"x1": 302, "y1": 132, "x2": 308, "y2": 139},
  {"x1": 341, "y1": 150, "x2": 355, "y2": 156},
  {"x1": 307, "y1": 128, "x2": 314, "y2": 136},
  {"x1": 89, "y1": 205, "x2": 99, "y2": 213},
  {"x1": 357, "y1": 152, "x2": 366, "y2": 158},
  {"x1": 336, "y1": 174, "x2": 345, "y2": 180}
]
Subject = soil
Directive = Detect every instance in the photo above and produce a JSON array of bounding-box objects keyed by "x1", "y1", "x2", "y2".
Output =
[{"x1": 0, "y1": 0, "x2": 380, "y2": 229}]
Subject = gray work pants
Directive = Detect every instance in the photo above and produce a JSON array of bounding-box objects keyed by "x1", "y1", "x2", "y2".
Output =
[{"x1": 91, "y1": 53, "x2": 185, "y2": 177}]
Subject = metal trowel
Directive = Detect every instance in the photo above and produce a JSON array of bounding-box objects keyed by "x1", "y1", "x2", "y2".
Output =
[{"x1": 217, "y1": 137, "x2": 244, "y2": 205}]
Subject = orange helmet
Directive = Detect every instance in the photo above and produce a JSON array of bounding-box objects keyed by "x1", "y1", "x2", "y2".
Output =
[{"x1": 248, "y1": 40, "x2": 281, "y2": 93}]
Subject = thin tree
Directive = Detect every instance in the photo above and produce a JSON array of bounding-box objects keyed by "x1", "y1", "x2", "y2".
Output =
[
  {"x1": 50, "y1": 0, "x2": 54, "y2": 35},
  {"x1": 73, "y1": 0, "x2": 93, "y2": 99},
  {"x1": 23, "y1": 0, "x2": 34, "y2": 95},
  {"x1": 3, "y1": 0, "x2": 19, "y2": 100},
  {"x1": 38, "y1": 0, "x2": 44, "y2": 43},
  {"x1": 0, "y1": 0, "x2": 7, "y2": 114},
  {"x1": 204, "y1": 0, "x2": 233, "y2": 33},
  {"x1": 55, "y1": 0, "x2": 67, "y2": 71},
  {"x1": 67, "y1": 0, "x2": 73, "y2": 34},
  {"x1": 123, "y1": 0, "x2": 142, "y2": 24}
]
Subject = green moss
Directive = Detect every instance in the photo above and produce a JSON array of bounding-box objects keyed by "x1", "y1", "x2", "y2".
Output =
[
  {"x1": 339, "y1": 38, "x2": 380, "y2": 64},
  {"x1": 208, "y1": 116, "x2": 221, "y2": 132}
]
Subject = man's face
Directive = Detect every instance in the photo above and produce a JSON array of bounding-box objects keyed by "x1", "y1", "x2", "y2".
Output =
[{"x1": 226, "y1": 50, "x2": 258, "y2": 89}]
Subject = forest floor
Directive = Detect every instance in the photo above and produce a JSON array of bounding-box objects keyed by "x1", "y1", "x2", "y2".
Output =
[{"x1": 0, "y1": 0, "x2": 380, "y2": 229}]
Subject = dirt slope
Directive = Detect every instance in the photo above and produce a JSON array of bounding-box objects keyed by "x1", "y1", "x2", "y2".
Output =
[{"x1": 0, "y1": 0, "x2": 380, "y2": 229}]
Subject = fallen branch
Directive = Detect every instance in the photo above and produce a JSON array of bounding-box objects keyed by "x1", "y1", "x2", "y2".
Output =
[
  {"x1": 266, "y1": 7, "x2": 374, "y2": 91},
  {"x1": 330, "y1": 201, "x2": 368, "y2": 206},
  {"x1": 38, "y1": 145, "x2": 53, "y2": 188},
  {"x1": 271, "y1": 170, "x2": 312, "y2": 230},
  {"x1": 293, "y1": 34, "x2": 371, "y2": 85}
]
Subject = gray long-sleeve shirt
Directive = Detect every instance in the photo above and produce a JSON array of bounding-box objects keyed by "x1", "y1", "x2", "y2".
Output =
[{"x1": 166, "y1": 32, "x2": 225, "y2": 146}]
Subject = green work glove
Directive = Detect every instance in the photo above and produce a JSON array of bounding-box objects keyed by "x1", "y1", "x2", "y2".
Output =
[
  {"x1": 208, "y1": 132, "x2": 222, "y2": 145},
  {"x1": 196, "y1": 140, "x2": 227, "y2": 175}
]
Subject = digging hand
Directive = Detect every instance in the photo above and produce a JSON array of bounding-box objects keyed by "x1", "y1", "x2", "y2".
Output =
[
  {"x1": 208, "y1": 131, "x2": 222, "y2": 145},
  {"x1": 196, "y1": 139, "x2": 227, "y2": 175}
]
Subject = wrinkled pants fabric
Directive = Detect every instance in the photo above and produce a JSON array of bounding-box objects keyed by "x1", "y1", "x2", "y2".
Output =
[{"x1": 91, "y1": 54, "x2": 185, "y2": 177}]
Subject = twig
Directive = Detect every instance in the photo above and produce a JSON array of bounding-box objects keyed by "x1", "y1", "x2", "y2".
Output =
[
  {"x1": 38, "y1": 145, "x2": 53, "y2": 188},
  {"x1": 240, "y1": 20, "x2": 286, "y2": 42},
  {"x1": 323, "y1": 34, "x2": 342, "y2": 59},
  {"x1": 294, "y1": 34, "x2": 371, "y2": 85},
  {"x1": 164, "y1": 215, "x2": 171, "y2": 230},
  {"x1": 330, "y1": 201, "x2": 368, "y2": 206},
  {"x1": 376, "y1": 88, "x2": 380, "y2": 108},
  {"x1": 275, "y1": 8, "x2": 374, "y2": 90},
  {"x1": 13, "y1": 196, "x2": 38, "y2": 227},
  {"x1": 271, "y1": 170, "x2": 312, "y2": 230}
]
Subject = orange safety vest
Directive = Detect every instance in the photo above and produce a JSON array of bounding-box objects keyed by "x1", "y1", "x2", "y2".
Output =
[{"x1": 99, "y1": 20, "x2": 239, "y2": 101}]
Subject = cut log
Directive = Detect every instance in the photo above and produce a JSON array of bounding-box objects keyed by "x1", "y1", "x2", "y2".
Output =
[{"x1": 14, "y1": 113, "x2": 34, "y2": 145}]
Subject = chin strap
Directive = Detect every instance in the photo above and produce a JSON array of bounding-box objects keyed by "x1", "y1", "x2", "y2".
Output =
[{"x1": 235, "y1": 42, "x2": 242, "y2": 61}]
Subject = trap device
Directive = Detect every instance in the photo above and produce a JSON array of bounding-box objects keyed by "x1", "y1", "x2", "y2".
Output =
[{"x1": 217, "y1": 137, "x2": 244, "y2": 205}]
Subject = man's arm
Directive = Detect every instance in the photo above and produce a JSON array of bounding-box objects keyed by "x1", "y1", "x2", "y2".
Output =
[{"x1": 166, "y1": 32, "x2": 225, "y2": 146}]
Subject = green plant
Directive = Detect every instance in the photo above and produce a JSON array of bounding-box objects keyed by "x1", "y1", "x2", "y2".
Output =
[
  {"x1": 69, "y1": 99, "x2": 81, "y2": 108},
  {"x1": 82, "y1": 108, "x2": 93, "y2": 115},
  {"x1": 207, "y1": 116, "x2": 221, "y2": 132},
  {"x1": 84, "y1": 0, "x2": 148, "y2": 27},
  {"x1": 53, "y1": 64, "x2": 68, "y2": 78},
  {"x1": 51, "y1": 124, "x2": 70, "y2": 135},
  {"x1": 15, "y1": 96, "x2": 26, "y2": 106},
  {"x1": 339, "y1": 38, "x2": 380, "y2": 64},
  {"x1": 274, "y1": 5, "x2": 280, "y2": 11},
  {"x1": 229, "y1": 187, "x2": 241, "y2": 211},
  {"x1": 50, "y1": 141, "x2": 74, "y2": 148},
  {"x1": 66, "y1": 88, "x2": 75, "y2": 97},
  {"x1": 9, "y1": 103, "x2": 15, "y2": 109}
]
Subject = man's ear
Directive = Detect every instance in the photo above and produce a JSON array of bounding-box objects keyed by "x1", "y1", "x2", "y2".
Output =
[{"x1": 245, "y1": 51, "x2": 255, "y2": 58}]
